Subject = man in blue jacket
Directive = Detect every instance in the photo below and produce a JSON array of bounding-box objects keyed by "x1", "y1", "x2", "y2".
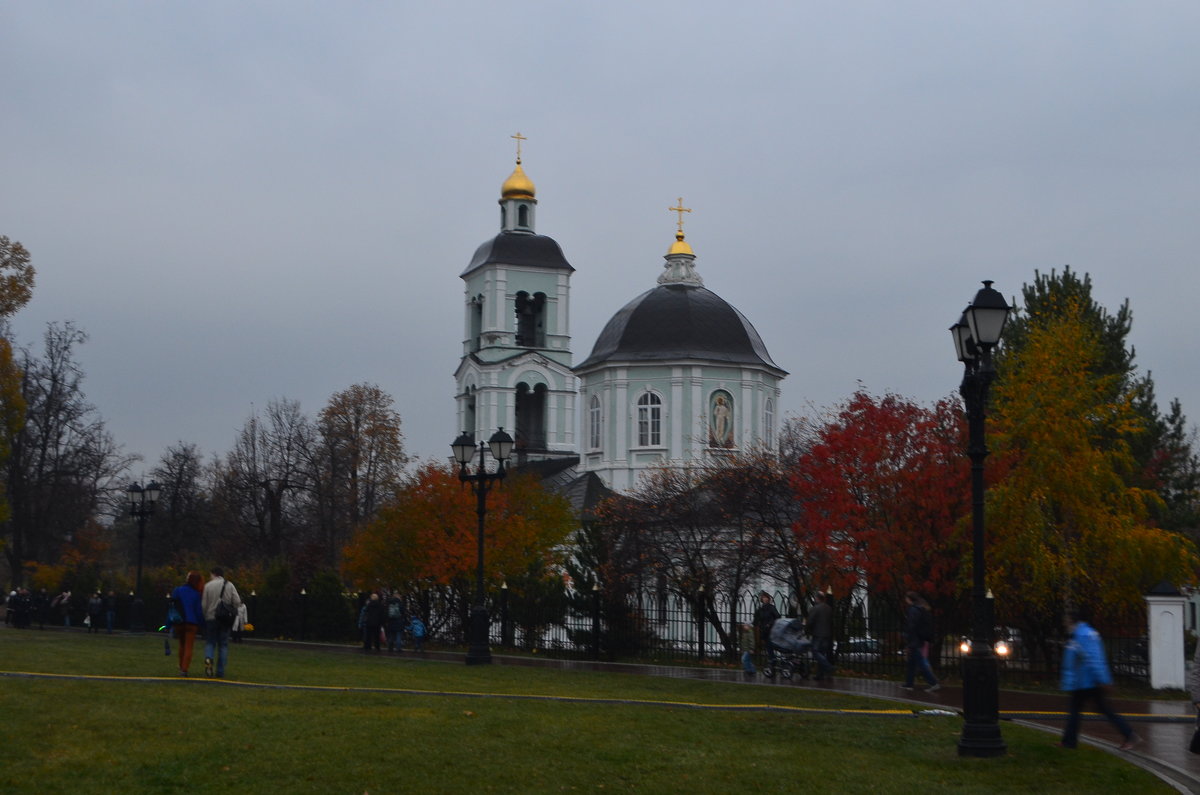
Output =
[{"x1": 1060, "y1": 609, "x2": 1138, "y2": 750}]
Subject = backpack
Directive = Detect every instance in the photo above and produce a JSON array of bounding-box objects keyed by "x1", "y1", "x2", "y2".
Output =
[
  {"x1": 917, "y1": 608, "x2": 935, "y2": 643},
  {"x1": 386, "y1": 598, "x2": 403, "y2": 620},
  {"x1": 410, "y1": 617, "x2": 425, "y2": 638}
]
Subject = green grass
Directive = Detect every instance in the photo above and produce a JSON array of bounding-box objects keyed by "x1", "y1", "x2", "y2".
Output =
[{"x1": 0, "y1": 630, "x2": 1171, "y2": 794}]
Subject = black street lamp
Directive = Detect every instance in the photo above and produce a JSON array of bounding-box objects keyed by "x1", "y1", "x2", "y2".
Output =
[
  {"x1": 126, "y1": 480, "x2": 161, "y2": 633},
  {"x1": 950, "y1": 280, "x2": 1011, "y2": 758},
  {"x1": 451, "y1": 427, "x2": 514, "y2": 665}
]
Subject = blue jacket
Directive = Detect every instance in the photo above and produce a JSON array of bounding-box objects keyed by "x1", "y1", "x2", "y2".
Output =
[
  {"x1": 172, "y1": 585, "x2": 205, "y2": 627},
  {"x1": 1061, "y1": 621, "x2": 1113, "y2": 691}
]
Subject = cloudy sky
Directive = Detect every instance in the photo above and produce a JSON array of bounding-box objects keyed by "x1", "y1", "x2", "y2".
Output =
[{"x1": 2, "y1": 2, "x2": 1198, "y2": 472}]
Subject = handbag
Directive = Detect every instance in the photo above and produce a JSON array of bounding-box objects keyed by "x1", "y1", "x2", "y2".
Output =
[{"x1": 214, "y1": 581, "x2": 237, "y2": 627}]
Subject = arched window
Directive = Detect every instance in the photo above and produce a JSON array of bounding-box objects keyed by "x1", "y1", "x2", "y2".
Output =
[
  {"x1": 764, "y1": 398, "x2": 775, "y2": 449},
  {"x1": 515, "y1": 382, "x2": 547, "y2": 451},
  {"x1": 589, "y1": 395, "x2": 602, "y2": 450},
  {"x1": 637, "y1": 392, "x2": 662, "y2": 447},
  {"x1": 515, "y1": 291, "x2": 546, "y2": 347},
  {"x1": 518, "y1": 204, "x2": 529, "y2": 228}
]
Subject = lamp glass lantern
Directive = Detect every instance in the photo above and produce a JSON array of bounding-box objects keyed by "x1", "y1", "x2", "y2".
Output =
[
  {"x1": 451, "y1": 432, "x2": 477, "y2": 466},
  {"x1": 487, "y1": 427, "x2": 514, "y2": 464},
  {"x1": 965, "y1": 280, "x2": 1011, "y2": 348}
]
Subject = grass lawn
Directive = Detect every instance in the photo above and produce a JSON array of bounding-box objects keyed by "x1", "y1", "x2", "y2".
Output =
[{"x1": 0, "y1": 629, "x2": 1170, "y2": 794}]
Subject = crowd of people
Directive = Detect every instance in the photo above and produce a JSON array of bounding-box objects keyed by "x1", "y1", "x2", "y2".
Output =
[{"x1": 356, "y1": 588, "x2": 425, "y2": 653}]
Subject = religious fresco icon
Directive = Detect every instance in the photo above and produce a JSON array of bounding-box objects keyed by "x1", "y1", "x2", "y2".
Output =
[{"x1": 709, "y1": 390, "x2": 734, "y2": 448}]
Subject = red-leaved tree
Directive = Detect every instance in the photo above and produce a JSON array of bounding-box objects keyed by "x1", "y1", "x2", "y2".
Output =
[{"x1": 790, "y1": 391, "x2": 971, "y2": 625}]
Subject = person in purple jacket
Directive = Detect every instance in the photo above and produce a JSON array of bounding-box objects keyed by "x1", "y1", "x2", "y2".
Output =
[{"x1": 1059, "y1": 608, "x2": 1139, "y2": 750}]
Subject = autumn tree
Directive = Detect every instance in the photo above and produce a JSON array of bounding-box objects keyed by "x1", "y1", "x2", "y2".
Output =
[
  {"x1": 1002, "y1": 267, "x2": 1200, "y2": 535},
  {"x1": 988, "y1": 298, "x2": 1197, "y2": 643},
  {"x1": 0, "y1": 236, "x2": 35, "y2": 318},
  {"x1": 0, "y1": 235, "x2": 34, "y2": 579},
  {"x1": 312, "y1": 383, "x2": 405, "y2": 567},
  {"x1": 342, "y1": 462, "x2": 575, "y2": 636},
  {"x1": 788, "y1": 391, "x2": 971, "y2": 628}
]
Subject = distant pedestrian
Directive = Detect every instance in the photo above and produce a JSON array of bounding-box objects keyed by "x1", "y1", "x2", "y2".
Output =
[
  {"x1": 104, "y1": 591, "x2": 117, "y2": 633},
  {"x1": 52, "y1": 590, "x2": 72, "y2": 627},
  {"x1": 806, "y1": 591, "x2": 835, "y2": 681},
  {"x1": 87, "y1": 592, "x2": 103, "y2": 633},
  {"x1": 1059, "y1": 609, "x2": 1138, "y2": 750},
  {"x1": 361, "y1": 592, "x2": 384, "y2": 652},
  {"x1": 753, "y1": 591, "x2": 780, "y2": 665},
  {"x1": 901, "y1": 591, "x2": 940, "y2": 692},
  {"x1": 409, "y1": 615, "x2": 425, "y2": 652},
  {"x1": 12, "y1": 588, "x2": 33, "y2": 628},
  {"x1": 201, "y1": 567, "x2": 242, "y2": 678},
  {"x1": 385, "y1": 589, "x2": 406, "y2": 652},
  {"x1": 739, "y1": 623, "x2": 757, "y2": 675}
]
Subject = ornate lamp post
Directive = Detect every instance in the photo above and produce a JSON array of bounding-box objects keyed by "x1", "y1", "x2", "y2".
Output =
[
  {"x1": 451, "y1": 428, "x2": 514, "y2": 665},
  {"x1": 126, "y1": 480, "x2": 161, "y2": 633},
  {"x1": 950, "y1": 280, "x2": 1011, "y2": 758}
]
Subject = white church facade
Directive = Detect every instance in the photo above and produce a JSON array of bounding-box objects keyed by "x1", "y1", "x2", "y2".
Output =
[{"x1": 454, "y1": 145, "x2": 786, "y2": 493}]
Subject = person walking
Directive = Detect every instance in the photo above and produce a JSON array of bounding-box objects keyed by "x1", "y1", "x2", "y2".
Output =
[
  {"x1": 171, "y1": 572, "x2": 205, "y2": 676},
  {"x1": 361, "y1": 592, "x2": 384, "y2": 652},
  {"x1": 738, "y1": 623, "x2": 757, "y2": 675},
  {"x1": 1059, "y1": 609, "x2": 1138, "y2": 750},
  {"x1": 86, "y1": 592, "x2": 103, "y2": 633},
  {"x1": 901, "y1": 591, "x2": 941, "y2": 692},
  {"x1": 753, "y1": 591, "x2": 780, "y2": 666},
  {"x1": 104, "y1": 591, "x2": 117, "y2": 634},
  {"x1": 806, "y1": 591, "x2": 835, "y2": 681},
  {"x1": 384, "y1": 589, "x2": 407, "y2": 652},
  {"x1": 201, "y1": 567, "x2": 242, "y2": 678}
]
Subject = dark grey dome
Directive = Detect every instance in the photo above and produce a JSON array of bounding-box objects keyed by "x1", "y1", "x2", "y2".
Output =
[
  {"x1": 462, "y1": 231, "x2": 573, "y2": 276},
  {"x1": 576, "y1": 283, "x2": 785, "y2": 373}
]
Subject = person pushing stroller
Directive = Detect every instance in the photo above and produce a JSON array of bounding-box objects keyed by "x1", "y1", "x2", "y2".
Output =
[{"x1": 762, "y1": 617, "x2": 812, "y2": 680}]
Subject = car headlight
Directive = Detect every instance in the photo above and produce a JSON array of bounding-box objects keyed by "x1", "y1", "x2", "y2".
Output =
[
  {"x1": 994, "y1": 640, "x2": 1010, "y2": 657},
  {"x1": 960, "y1": 639, "x2": 971, "y2": 654}
]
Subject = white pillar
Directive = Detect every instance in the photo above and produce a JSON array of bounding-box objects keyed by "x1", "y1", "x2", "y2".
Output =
[{"x1": 1145, "y1": 591, "x2": 1186, "y2": 689}]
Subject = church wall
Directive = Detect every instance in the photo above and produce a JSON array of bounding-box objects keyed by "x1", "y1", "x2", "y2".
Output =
[{"x1": 579, "y1": 360, "x2": 783, "y2": 491}]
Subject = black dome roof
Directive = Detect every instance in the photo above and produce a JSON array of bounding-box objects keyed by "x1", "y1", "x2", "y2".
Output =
[
  {"x1": 462, "y1": 231, "x2": 573, "y2": 276},
  {"x1": 576, "y1": 283, "x2": 785, "y2": 373}
]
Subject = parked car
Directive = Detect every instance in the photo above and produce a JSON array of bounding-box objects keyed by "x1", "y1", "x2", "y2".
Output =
[{"x1": 836, "y1": 636, "x2": 882, "y2": 663}]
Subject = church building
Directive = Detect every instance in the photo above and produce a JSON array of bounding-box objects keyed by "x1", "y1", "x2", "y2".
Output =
[{"x1": 454, "y1": 142, "x2": 786, "y2": 493}]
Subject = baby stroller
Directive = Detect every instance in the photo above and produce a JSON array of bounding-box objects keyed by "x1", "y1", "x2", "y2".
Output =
[{"x1": 761, "y1": 617, "x2": 811, "y2": 680}]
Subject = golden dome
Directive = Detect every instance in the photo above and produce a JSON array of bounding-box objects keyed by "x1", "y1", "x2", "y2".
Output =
[
  {"x1": 667, "y1": 230, "x2": 694, "y2": 256},
  {"x1": 501, "y1": 160, "x2": 536, "y2": 199}
]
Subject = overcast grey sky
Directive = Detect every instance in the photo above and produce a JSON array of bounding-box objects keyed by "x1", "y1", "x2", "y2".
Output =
[{"x1": 2, "y1": 2, "x2": 1198, "y2": 472}]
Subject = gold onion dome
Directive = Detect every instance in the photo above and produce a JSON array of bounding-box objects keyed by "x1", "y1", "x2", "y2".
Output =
[
  {"x1": 667, "y1": 230, "x2": 694, "y2": 256},
  {"x1": 501, "y1": 160, "x2": 536, "y2": 199}
]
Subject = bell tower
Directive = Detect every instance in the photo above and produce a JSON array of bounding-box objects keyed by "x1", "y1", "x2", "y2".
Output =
[{"x1": 454, "y1": 135, "x2": 577, "y2": 461}]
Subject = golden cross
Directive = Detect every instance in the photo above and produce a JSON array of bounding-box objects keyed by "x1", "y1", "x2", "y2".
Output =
[
  {"x1": 511, "y1": 132, "x2": 527, "y2": 162},
  {"x1": 668, "y1": 197, "x2": 692, "y2": 234}
]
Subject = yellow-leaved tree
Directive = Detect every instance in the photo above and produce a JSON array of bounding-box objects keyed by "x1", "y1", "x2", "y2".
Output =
[{"x1": 987, "y1": 297, "x2": 1196, "y2": 645}]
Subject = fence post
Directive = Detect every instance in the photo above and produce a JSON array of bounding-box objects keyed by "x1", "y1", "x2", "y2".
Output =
[
  {"x1": 591, "y1": 583, "x2": 601, "y2": 660},
  {"x1": 696, "y1": 585, "x2": 706, "y2": 661},
  {"x1": 499, "y1": 581, "x2": 511, "y2": 648}
]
